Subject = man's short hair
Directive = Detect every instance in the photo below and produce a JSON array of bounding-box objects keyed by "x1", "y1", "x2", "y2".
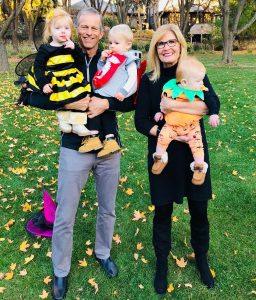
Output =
[{"x1": 75, "y1": 7, "x2": 103, "y2": 32}]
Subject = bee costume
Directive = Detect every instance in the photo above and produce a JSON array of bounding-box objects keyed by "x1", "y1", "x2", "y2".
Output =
[{"x1": 28, "y1": 43, "x2": 91, "y2": 136}]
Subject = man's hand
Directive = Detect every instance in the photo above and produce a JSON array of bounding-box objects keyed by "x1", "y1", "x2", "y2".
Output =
[
  {"x1": 64, "y1": 39, "x2": 75, "y2": 49},
  {"x1": 64, "y1": 95, "x2": 90, "y2": 111},
  {"x1": 43, "y1": 83, "x2": 53, "y2": 94},
  {"x1": 175, "y1": 135, "x2": 192, "y2": 143},
  {"x1": 87, "y1": 96, "x2": 109, "y2": 118}
]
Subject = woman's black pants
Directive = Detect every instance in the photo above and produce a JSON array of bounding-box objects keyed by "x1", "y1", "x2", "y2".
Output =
[{"x1": 153, "y1": 199, "x2": 209, "y2": 261}]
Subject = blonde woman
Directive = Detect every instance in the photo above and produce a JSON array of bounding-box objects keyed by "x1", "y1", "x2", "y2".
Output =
[{"x1": 135, "y1": 24, "x2": 220, "y2": 295}]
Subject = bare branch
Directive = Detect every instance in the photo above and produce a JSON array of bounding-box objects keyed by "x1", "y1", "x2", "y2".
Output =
[
  {"x1": 237, "y1": 12, "x2": 256, "y2": 35},
  {"x1": 232, "y1": 0, "x2": 246, "y2": 32}
]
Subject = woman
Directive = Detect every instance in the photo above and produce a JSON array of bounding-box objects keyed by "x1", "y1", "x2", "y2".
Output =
[{"x1": 135, "y1": 24, "x2": 220, "y2": 295}]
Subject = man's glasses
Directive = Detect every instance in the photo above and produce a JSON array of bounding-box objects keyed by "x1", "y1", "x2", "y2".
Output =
[{"x1": 156, "y1": 39, "x2": 178, "y2": 49}]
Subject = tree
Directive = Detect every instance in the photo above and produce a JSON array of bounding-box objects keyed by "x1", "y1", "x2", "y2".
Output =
[
  {"x1": 0, "y1": 0, "x2": 26, "y2": 72},
  {"x1": 82, "y1": 0, "x2": 111, "y2": 17},
  {"x1": 219, "y1": 0, "x2": 256, "y2": 63}
]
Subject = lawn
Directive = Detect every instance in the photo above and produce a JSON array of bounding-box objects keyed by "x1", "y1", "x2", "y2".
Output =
[{"x1": 0, "y1": 53, "x2": 255, "y2": 300}]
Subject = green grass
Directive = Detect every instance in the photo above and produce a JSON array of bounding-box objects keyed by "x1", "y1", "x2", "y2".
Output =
[{"x1": 0, "y1": 54, "x2": 255, "y2": 299}]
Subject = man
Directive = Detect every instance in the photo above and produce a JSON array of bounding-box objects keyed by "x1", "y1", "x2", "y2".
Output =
[{"x1": 30, "y1": 8, "x2": 134, "y2": 300}]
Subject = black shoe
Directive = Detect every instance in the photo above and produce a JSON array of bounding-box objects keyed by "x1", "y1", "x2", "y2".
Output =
[
  {"x1": 95, "y1": 255, "x2": 118, "y2": 278},
  {"x1": 52, "y1": 275, "x2": 68, "y2": 300},
  {"x1": 154, "y1": 260, "x2": 168, "y2": 295},
  {"x1": 195, "y1": 254, "x2": 215, "y2": 289}
]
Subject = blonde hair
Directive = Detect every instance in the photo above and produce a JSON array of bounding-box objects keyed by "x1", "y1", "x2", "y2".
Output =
[
  {"x1": 176, "y1": 56, "x2": 206, "y2": 82},
  {"x1": 108, "y1": 24, "x2": 133, "y2": 43},
  {"x1": 43, "y1": 8, "x2": 74, "y2": 43},
  {"x1": 148, "y1": 24, "x2": 187, "y2": 82}
]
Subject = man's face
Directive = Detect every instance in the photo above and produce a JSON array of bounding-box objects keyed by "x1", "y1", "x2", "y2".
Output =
[{"x1": 77, "y1": 14, "x2": 103, "y2": 53}]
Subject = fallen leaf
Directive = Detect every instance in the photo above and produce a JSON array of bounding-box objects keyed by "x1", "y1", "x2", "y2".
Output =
[
  {"x1": 212, "y1": 193, "x2": 216, "y2": 200},
  {"x1": 85, "y1": 240, "x2": 91, "y2": 246},
  {"x1": 172, "y1": 216, "x2": 178, "y2": 222},
  {"x1": 148, "y1": 205, "x2": 155, "y2": 212},
  {"x1": 136, "y1": 242, "x2": 143, "y2": 251},
  {"x1": 21, "y1": 202, "x2": 32, "y2": 212},
  {"x1": 4, "y1": 271, "x2": 14, "y2": 280},
  {"x1": 210, "y1": 268, "x2": 216, "y2": 278},
  {"x1": 134, "y1": 228, "x2": 139, "y2": 236},
  {"x1": 134, "y1": 253, "x2": 139, "y2": 261},
  {"x1": 113, "y1": 234, "x2": 121, "y2": 244},
  {"x1": 86, "y1": 248, "x2": 93, "y2": 256},
  {"x1": 24, "y1": 254, "x2": 34, "y2": 264},
  {"x1": 138, "y1": 284, "x2": 144, "y2": 289},
  {"x1": 167, "y1": 283, "x2": 174, "y2": 293},
  {"x1": 248, "y1": 291, "x2": 256, "y2": 295},
  {"x1": 10, "y1": 263, "x2": 16, "y2": 271},
  {"x1": 187, "y1": 252, "x2": 195, "y2": 260},
  {"x1": 46, "y1": 250, "x2": 52, "y2": 258},
  {"x1": 0, "y1": 287, "x2": 6, "y2": 293},
  {"x1": 19, "y1": 269, "x2": 27, "y2": 276},
  {"x1": 132, "y1": 210, "x2": 146, "y2": 221},
  {"x1": 20, "y1": 240, "x2": 30, "y2": 252},
  {"x1": 88, "y1": 278, "x2": 99, "y2": 294},
  {"x1": 43, "y1": 276, "x2": 52, "y2": 284},
  {"x1": 33, "y1": 242, "x2": 41, "y2": 249},
  {"x1": 119, "y1": 176, "x2": 127, "y2": 184},
  {"x1": 175, "y1": 257, "x2": 187, "y2": 268},
  {"x1": 4, "y1": 219, "x2": 15, "y2": 230},
  {"x1": 141, "y1": 256, "x2": 148, "y2": 264},
  {"x1": 184, "y1": 283, "x2": 193, "y2": 288},
  {"x1": 125, "y1": 188, "x2": 134, "y2": 196},
  {"x1": 232, "y1": 170, "x2": 238, "y2": 176},
  {"x1": 183, "y1": 208, "x2": 189, "y2": 214},
  {"x1": 0, "y1": 273, "x2": 4, "y2": 280},
  {"x1": 78, "y1": 259, "x2": 88, "y2": 267},
  {"x1": 39, "y1": 289, "x2": 49, "y2": 299}
]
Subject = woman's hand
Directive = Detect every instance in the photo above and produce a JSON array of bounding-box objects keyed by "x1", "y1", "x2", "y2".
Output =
[
  {"x1": 87, "y1": 96, "x2": 109, "y2": 118},
  {"x1": 160, "y1": 97, "x2": 208, "y2": 115},
  {"x1": 64, "y1": 95, "x2": 90, "y2": 111}
]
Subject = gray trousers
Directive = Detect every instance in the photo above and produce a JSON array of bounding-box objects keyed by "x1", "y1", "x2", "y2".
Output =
[{"x1": 52, "y1": 147, "x2": 121, "y2": 277}]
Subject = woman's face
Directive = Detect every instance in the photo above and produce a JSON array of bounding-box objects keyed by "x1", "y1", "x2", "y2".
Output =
[{"x1": 156, "y1": 31, "x2": 181, "y2": 68}]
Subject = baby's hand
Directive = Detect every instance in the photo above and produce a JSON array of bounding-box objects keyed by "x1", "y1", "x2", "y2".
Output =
[
  {"x1": 115, "y1": 92, "x2": 125, "y2": 101},
  {"x1": 64, "y1": 39, "x2": 75, "y2": 49},
  {"x1": 154, "y1": 112, "x2": 164, "y2": 122},
  {"x1": 43, "y1": 83, "x2": 53, "y2": 94},
  {"x1": 101, "y1": 50, "x2": 112, "y2": 61},
  {"x1": 209, "y1": 114, "x2": 220, "y2": 128}
]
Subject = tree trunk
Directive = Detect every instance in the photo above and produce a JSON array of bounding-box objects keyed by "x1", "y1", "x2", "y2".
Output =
[
  {"x1": 222, "y1": 32, "x2": 234, "y2": 63},
  {"x1": 0, "y1": 40, "x2": 9, "y2": 73},
  {"x1": 12, "y1": 18, "x2": 19, "y2": 53}
]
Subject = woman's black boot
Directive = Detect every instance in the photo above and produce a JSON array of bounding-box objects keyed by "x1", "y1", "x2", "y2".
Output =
[
  {"x1": 154, "y1": 259, "x2": 168, "y2": 295},
  {"x1": 195, "y1": 253, "x2": 214, "y2": 288}
]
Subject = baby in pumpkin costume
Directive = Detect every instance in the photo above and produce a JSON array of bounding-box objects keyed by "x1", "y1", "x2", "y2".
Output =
[{"x1": 152, "y1": 56, "x2": 220, "y2": 185}]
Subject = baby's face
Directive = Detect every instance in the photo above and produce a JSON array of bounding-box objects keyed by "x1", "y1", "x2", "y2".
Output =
[
  {"x1": 108, "y1": 34, "x2": 131, "y2": 55},
  {"x1": 182, "y1": 69, "x2": 205, "y2": 91}
]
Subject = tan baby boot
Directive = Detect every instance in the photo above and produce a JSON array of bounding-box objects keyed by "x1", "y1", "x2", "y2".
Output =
[
  {"x1": 190, "y1": 162, "x2": 208, "y2": 185},
  {"x1": 152, "y1": 152, "x2": 168, "y2": 175},
  {"x1": 79, "y1": 135, "x2": 103, "y2": 153},
  {"x1": 97, "y1": 138, "x2": 121, "y2": 158}
]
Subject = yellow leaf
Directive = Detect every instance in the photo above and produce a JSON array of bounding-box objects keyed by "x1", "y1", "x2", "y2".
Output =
[
  {"x1": 184, "y1": 283, "x2": 193, "y2": 288},
  {"x1": 19, "y1": 269, "x2": 27, "y2": 276},
  {"x1": 78, "y1": 259, "x2": 88, "y2": 267},
  {"x1": 112, "y1": 234, "x2": 121, "y2": 244},
  {"x1": 33, "y1": 242, "x2": 41, "y2": 249},
  {"x1": 4, "y1": 219, "x2": 15, "y2": 230},
  {"x1": 212, "y1": 193, "x2": 216, "y2": 200},
  {"x1": 136, "y1": 242, "x2": 143, "y2": 251},
  {"x1": 210, "y1": 268, "x2": 216, "y2": 278},
  {"x1": 125, "y1": 188, "x2": 134, "y2": 196},
  {"x1": 0, "y1": 287, "x2": 6, "y2": 293},
  {"x1": 24, "y1": 254, "x2": 34, "y2": 264},
  {"x1": 88, "y1": 278, "x2": 99, "y2": 294},
  {"x1": 134, "y1": 253, "x2": 139, "y2": 261},
  {"x1": 46, "y1": 250, "x2": 52, "y2": 258},
  {"x1": 10, "y1": 263, "x2": 16, "y2": 271},
  {"x1": 19, "y1": 240, "x2": 30, "y2": 252},
  {"x1": 4, "y1": 271, "x2": 14, "y2": 280},
  {"x1": 0, "y1": 238, "x2": 5, "y2": 241},
  {"x1": 43, "y1": 276, "x2": 52, "y2": 284},
  {"x1": 148, "y1": 205, "x2": 155, "y2": 212},
  {"x1": 86, "y1": 248, "x2": 93, "y2": 256},
  {"x1": 119, "y1": 176, "x2": 127, "y2": 184},
  {"x1": 9, "y1": 166, "x2": 27, "y2": 174},
  {"x1": 172, "y1": 216, "x2": 178, "y2": 223},
  {"x1": 138, "y1": 284, "x2": 144, "y2": 289},
  {"x1": 39, "y1": 289, "x2": 49, "y2": 299},
  {"x1": 167, "y1": 283, "x2": 174, "y2": 293},
  {"x1": 175, "y1": 257, "x2": 187, "y2": 268},
  {"x1": 187, "y1": 252, "x2": 195, "y2": 260},
  {"x1": 141, "y1": 256, "x2": 148, "y2": 264},
  {"x1": 232, "y1": 170, "x2": 238, "y2": 176},
  {"x1": 85, "y1": 240, "x2": 91, "y2": 246},
  {"x1": 132, "y1": 210, "x2": 146, "y2": 221},
  {"x1": 21, "y1": 202, "x2": 32, "y2": 212}
]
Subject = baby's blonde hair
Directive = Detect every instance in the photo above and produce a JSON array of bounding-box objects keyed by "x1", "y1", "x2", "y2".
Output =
[
  {"x1": 176, "y1": 56, "x2": 206, "y2": 83},
  {"x1": 108, "y1": 24, "x2": 133, "y2": 43},
  {"x1": 43, "y1": 8, "x2": 74, "y2": 43}
]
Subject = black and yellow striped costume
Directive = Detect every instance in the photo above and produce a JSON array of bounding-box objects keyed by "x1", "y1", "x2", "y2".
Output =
[{"x1": 28, "y1": 44, "x2": 91, "y2": 104}]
